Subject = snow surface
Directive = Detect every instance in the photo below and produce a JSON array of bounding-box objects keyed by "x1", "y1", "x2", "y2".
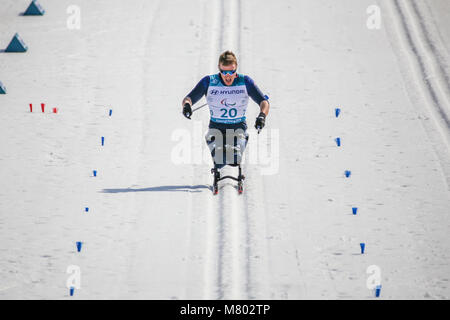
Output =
[{"x1": 0, "y1": 0, "x2": 450, "y2": 299}]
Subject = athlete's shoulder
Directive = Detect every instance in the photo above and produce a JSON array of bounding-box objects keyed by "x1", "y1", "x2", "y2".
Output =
[
  {"x1": 208, "y1": 74, "x2": 221, "y2": 86},
  {"x1": 194, "y1": 75, "x2": 210, "y2": 89},
  {"x1": 243, "y1": 75, "x2": 255, "y2": 84},
  {"x1": 199, "y1": 75, "x2": 210, "y2": 83}
]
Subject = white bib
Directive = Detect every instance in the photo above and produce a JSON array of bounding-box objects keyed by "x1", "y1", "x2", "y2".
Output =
[{"x1": 206, "y1": 74, "x2": 249, "y2": 124}]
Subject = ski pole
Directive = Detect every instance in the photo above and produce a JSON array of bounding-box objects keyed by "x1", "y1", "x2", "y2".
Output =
[{"x1": 192, "y1": 102, "x2": 208, "y2": 112}]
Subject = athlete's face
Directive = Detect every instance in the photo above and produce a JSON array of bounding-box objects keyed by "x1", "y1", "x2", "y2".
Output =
[{"x1": 219, "y1": 63, "x2": 237, "y2": 86}]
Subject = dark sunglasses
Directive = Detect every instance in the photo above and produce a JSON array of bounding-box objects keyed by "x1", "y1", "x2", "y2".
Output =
[{"x1": 220, "y1": 69, "x2": 237, "y2": 76}]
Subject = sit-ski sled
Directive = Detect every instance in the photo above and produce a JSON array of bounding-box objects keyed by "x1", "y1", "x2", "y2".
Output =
[
  {"x1": 206, "y1": 132, "x2": 248, "y2": 195},
  {"x1": 211, "y1": 164, "x2": 245, "y2": 195}
]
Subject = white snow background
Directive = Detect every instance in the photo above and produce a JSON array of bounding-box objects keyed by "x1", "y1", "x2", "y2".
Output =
[{"x1": 0, "y1": 0, "x2": 450, "y2": 299}]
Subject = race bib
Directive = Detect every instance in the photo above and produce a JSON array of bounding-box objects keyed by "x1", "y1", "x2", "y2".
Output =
[{"x1": 206, "y1": 74, "x2": 249, "y2": 124}]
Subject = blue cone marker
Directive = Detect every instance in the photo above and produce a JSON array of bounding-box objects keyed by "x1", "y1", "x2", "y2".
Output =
[
  {"x1": 360, "y1": 243, "x2": 365, "y2": 254},
  {"x1": 345, "y1": 170, "x2": 351, "y2": 178},
  {"x1": 352, "y1": 207, "x2": 358, "y2": 215},
  {"x1": 93, "y1": 170, "x2": 97, "y2": 177},
  {"x1": 109, "y1": 109, "x2": 112, "y2": 116},
  {"x1": 375, "y1": 285, "x2": 382, "y2": 297},
  {"x1": 335, "y1": 137, "x2": 341, "y2": 147},
  {"x1": 335, "y1": 108, "x2": 341, "y2": 118},
  {"x1": 76, "y1": 241, "x2": 83, "y2": 252},
  {"x1": 70, "y1": 287, "x2": 75, "y2": 296},
  {"x1": 85, "y1": 207, "x2": 89, "y2": 213},
  {"x1": 101, "y1": 136, "x2": 104, "y2": 146}
]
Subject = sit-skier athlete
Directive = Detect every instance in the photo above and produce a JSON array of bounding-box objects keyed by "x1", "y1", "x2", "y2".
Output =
[{"x1": 181, "y1": 51, "x2": 270, "y2": 194}]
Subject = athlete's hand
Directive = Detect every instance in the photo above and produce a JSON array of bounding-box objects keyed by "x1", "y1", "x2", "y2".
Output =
[
  {"x1": 255, "y1": 112, "x2": 266, "y2": 130},
  {"x1": 183, "y1": 103, "x2": 192, "y2": 119}
]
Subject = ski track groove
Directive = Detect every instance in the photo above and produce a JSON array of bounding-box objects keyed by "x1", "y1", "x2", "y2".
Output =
[
  {"x1": 199, "y1": 0, "x2": 251, "y2": 300},
  {"x1": 215, "y1": 0, "x2": 227, "y2": 300},
  {"x1": 217, "y1": 0, "x2": 246, "y2": 300},
  {"x1": 239, "y1": 0, "x2": 270, "y2": 300},
  {"x1": 226, "y1": 0, "x2": 249, "y2": 300},
  {"x1": 397, "y1": 0, "x2": 450, "y2": 127},
  {"x1": 202, "y1": 0, "x2": 223, "y2": 299},
  {"x1": 239, "y1": 0, "x2": 254, "y2": 299},
  {"x1": 411, "y1": 1, "x2": 450, "y2": 101},
  {"x1": 384, "y1": 0, "x2": 450, "y2": 189}
]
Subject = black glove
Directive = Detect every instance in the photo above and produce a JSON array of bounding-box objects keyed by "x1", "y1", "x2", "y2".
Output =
[
  {"x1": 183, "y1": 103, "x2": 192, "y2": 119},
  {"x1": 255, "y1": 112, "x2": 266, "y2": 130}
]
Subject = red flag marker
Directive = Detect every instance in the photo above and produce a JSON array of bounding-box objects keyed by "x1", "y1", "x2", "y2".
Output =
[
  {"x1": 53, "y1": 107, "x2": 58, "y2": 113},
  {"x1": 29, "y1": 103, "x2": 33, "y2": 112},
  {"x1": 41, "y1": 103, "x2": 45, "y2": 113}
]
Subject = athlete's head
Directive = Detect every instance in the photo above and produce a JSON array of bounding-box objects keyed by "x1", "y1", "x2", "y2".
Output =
[{"x1": 218, "y1": 50, "x2": 237, "y2": 86}]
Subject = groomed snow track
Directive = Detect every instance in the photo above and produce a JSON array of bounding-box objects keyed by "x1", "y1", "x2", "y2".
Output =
[{"x1": 0, "y1": 0, "x2": 450, "y2": 300}]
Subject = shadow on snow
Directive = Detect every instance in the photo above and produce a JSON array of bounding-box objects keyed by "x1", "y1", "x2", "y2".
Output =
[{"x1": 101, "y1": 185, "x2": 211, "y2": 193}]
